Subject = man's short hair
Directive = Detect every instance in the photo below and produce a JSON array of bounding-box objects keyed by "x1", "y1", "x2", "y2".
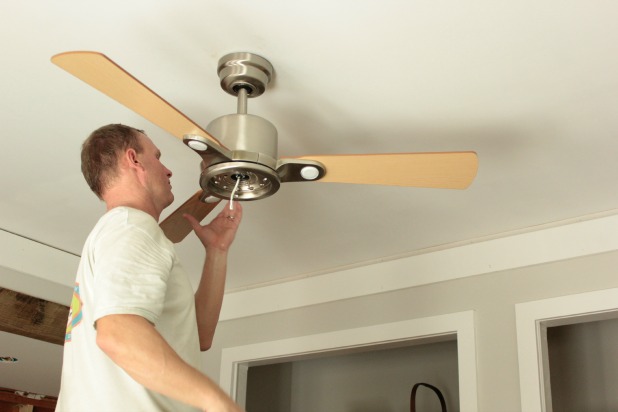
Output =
[{"x1": 81, "y1": 124, "x2": 144, "y2": 199}]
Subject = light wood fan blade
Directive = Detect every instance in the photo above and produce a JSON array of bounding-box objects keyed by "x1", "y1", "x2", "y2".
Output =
[
  {"x1": 296, "y1": 152, "x2": 478, "y2": 189},
  {"x1": 51, "y1": 51, "x2": 221, "y2": 145},
  {"x1": 160, "y1": 191, "x2": 221, "y2": 243}
]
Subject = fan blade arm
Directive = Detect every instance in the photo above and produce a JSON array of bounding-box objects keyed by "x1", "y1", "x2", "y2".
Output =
[
  {"x1": 183, "y1": 134, "x2": 232, "y2": 168},
  {"x1": 289, "y1": 152, "x2": 478, "y2": 189},
  {"x1": 160, "y1": 191, "x2": 221, "y2": 243},
  {"x1": 51, "y1": 51, "x2": 222, "y2": 147},
  {"x1": 276, "y1": 158, "x2": 326, "y2": 183}
]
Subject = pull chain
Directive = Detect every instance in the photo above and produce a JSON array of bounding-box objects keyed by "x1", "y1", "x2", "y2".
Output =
[{"x1": 229, "y1": 177, "x2": 241, "y2": 210}]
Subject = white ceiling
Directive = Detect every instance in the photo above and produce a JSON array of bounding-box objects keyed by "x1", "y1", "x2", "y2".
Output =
[{"x1": 2, "y1": 0, "x2": 618, "y2": 398}]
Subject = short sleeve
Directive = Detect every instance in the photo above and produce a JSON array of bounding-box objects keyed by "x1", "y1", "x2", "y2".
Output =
[{"x1": 92, "y1": 220, "x2": 174, "y2": 325}]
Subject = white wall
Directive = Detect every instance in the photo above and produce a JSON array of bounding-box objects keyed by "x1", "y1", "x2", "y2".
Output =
[
  {"x1": 207, "y1": 250, "x2": 618, "y2": 411},
  {"x1": 202, "y1": 214, "x2": 618, "y2": 412}
]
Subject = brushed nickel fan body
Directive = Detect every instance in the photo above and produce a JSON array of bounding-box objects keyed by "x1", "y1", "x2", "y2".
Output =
[{"x1": 184, "y1": 52, "x2": 325, "y2": 202}]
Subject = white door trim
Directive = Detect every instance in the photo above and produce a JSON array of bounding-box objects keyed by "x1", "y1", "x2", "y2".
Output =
[
  {"x1": 516, "y1": 287, "x2": 618, "y2": 412},
  {"x1": 220, "y1": 310, "x2": 478, "y2": 411}
]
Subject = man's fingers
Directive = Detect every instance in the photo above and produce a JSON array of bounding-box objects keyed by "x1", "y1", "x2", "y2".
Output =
[
  {"x1": 182, "y1": 213, "x2": 200, "y2": 230},
  {"x1": 183, "y1": 202, "x2": 242, "y2": 234},
  {"x1": 221, "y1": 202, "x2": 243, "y2": 222}
]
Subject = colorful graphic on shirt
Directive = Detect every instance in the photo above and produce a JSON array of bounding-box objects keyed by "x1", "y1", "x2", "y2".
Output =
[{"x1": 65, "y1": 283, "x2": 83, "y2": 342}]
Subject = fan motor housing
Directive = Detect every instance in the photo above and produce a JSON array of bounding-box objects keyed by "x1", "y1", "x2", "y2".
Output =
[
  {"x1": 201, "y1": 113, "x2": 280, "y2": 200},
  {"x1": 206, "y1": 113, "x2": 278, "y2": 169}
]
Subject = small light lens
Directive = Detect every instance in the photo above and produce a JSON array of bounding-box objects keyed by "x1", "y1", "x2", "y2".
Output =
[
  {"x1": 188, "y1": 140, "x2": 209, "y2": 152},
  {"x1": 300, "y1": 166, "x2": 320, "y2": 180}
]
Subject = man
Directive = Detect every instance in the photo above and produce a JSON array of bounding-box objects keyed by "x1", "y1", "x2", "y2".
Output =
[{"x1": 56, "y1": 124, "x2": 244, "y2": 412}]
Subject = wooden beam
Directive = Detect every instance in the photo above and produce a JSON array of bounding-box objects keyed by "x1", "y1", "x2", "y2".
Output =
[
  {"x1": 0, "y1": 288, "x2": 68, "y2": 345},
  {"x1": 0, "y1": 387, "x2": 57, "y2": 410}
]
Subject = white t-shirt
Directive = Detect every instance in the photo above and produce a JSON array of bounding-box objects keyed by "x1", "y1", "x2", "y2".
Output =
[{"x1": 56, "y1": 207, "x2": 201, "y2": 412}]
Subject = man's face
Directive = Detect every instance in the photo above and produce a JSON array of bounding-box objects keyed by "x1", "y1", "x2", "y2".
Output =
[{"x1": 136, "y1": 133, "x2": 174, "y2": 210}]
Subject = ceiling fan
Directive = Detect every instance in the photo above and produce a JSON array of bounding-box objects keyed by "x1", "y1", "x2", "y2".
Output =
[{"x1": 51, "y1": 51, "x2": 478, "y2": 243}]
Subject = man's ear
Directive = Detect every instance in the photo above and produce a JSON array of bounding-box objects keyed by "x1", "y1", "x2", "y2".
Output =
[{"x1": 125, "y1": 149, "x2": 142, "y2": 169}]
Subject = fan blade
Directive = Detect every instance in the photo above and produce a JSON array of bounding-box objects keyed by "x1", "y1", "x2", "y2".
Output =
[
  {"x1": 51, "y1": 51, "x2": 221, "y2": 146},
  {"x1": 160, "y1": 191, "x2": 221, "y2": 243},
  {"x1": 296, "y1": 152, "x2": 478, "y2": 189}
]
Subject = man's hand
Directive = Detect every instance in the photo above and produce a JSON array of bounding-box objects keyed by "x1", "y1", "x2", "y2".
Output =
[{"x1": 183, "y1": 202, "x2": 242, "y2": 251}]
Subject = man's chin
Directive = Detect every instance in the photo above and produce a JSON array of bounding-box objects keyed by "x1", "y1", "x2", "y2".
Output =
[{"x1": 163, "y1": 194, "x2": 174, "y2": 209}]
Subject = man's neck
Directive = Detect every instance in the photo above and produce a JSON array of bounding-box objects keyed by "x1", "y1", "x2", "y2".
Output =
[{"x1": 103, "y1": 190, "x2": 161, "y2": 222}]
